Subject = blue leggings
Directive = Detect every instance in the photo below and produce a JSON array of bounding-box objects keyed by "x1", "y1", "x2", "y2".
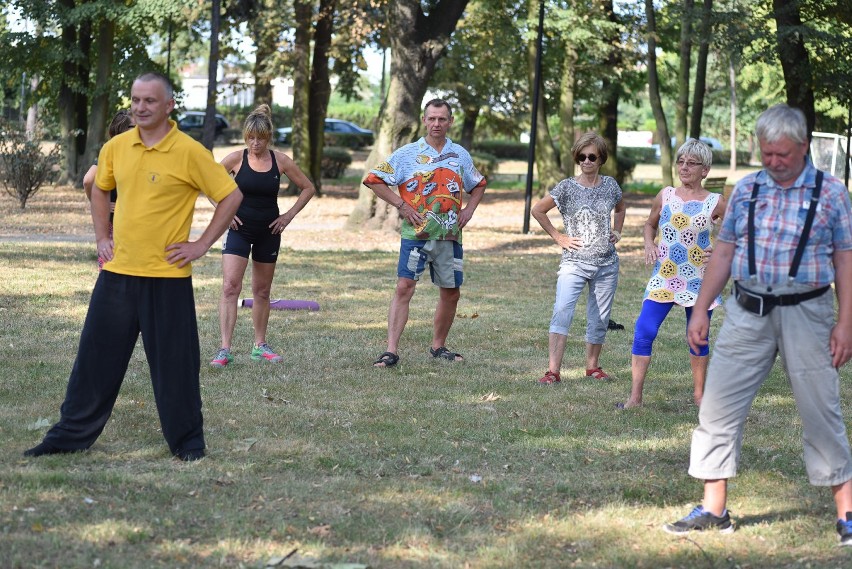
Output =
[{"x1": 631, "y1": 299, "x2": 712, "y2": 357}]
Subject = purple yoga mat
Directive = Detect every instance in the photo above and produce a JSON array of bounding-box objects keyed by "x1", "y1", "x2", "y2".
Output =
[{"x1": 240, "y1": 298, "x2": 320, "y2": 311}]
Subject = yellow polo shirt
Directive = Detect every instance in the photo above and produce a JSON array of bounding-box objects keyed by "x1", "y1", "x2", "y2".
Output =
[{"x1": 94, "y1": 121, "x2": 236, "y2": 277}]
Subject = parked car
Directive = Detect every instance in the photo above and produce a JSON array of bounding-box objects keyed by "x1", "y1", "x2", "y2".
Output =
[
  {"x1": 176, "y1": 111, "x2": 229, "y2": 137},
  {"x1": 275, "y1": 118, "x2": 374, "y2": 148}
]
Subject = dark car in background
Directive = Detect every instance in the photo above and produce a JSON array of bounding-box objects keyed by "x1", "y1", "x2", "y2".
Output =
[
  {"x1": 275, "y1": 118, "x2": 374, "y2": 148},
  {"x1": 177, "y1": 111, "x2": 229, "y2": 137}
]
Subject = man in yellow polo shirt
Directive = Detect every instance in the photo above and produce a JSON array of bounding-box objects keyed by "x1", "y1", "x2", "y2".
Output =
[{"x1": 24, "y1": 72, "x2": 242, "y2": 461}]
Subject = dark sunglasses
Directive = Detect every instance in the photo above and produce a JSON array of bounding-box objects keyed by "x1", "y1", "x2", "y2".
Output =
[{"x1": 576, "y1": 153, "x2": 598, "y2": 163}]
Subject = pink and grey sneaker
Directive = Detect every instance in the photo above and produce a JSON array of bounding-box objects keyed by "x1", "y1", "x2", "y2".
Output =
[
  {"x1": 210, "y1": 348, "x2": 233, "y2": 368},
  {"x1": 251, "y1": 343, "x2": 283, "y2": 363}
]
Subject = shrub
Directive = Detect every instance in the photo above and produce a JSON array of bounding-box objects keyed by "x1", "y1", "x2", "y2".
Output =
[
  {"x1": 470, "y1": 151, "x2": 498, "y2": 179},
  {"x1": 710, "y1": 149, "x2": 751, "y2": 166},
  {"x1": 321, "y1": 146, "x2": 352, "y2": 179},
  {"x1": 473, "y1": 139, "x2": 529, "y2": 160},
  {"x1": 0, "y1": 120, "x2": 61, "y2": 209},
  {"x1": 615, "y1": 154, "x2": 637, "y2": 186},
  {"x1": 619, "y1": 146, "x2": 657, "y2": 164},
  {"x1": 623, "y1": 181, "x2": 661, "y2": 195}
]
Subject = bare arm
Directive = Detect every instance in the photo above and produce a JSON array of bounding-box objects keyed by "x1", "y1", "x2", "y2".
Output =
[
  {"x1": 210, "y1": 151, "x2": 243, "y2": 227},
  {"x1": 83, "y1": 165, "x2": 97, "y2": 201},
  {"x1": 831, "y1": 249, "x2": 852, "y2": 368},
  {"x1": 610, "y1": 197, "x2": 626, "y2": 243},
  {"x1": 643, "y1": 190, "x2": 664, "y2": 264},
  {"x1": 531, "y1": 195, "x2": 582, "y2": 251},
  {"x1": 363, "y1": 177, "x2": 425, "y2": 227},
  {"x1": 165, "y1": 188, "x2": 243, "y2": 268},
  {"x1": 91, "y1": 186, "x2": 113, "y2": 261},
  {"x1": 270, "y1": 151, "x2": 316, "y2": 233},
  {"x1": 459, "y1": 179, "x2": 487, "y2": 229},
  {"x1": 686, "y1": 239, "x2": 735, "y2": 352}
]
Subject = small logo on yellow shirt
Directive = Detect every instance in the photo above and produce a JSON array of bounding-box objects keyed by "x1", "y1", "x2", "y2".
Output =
[{"x1": 148, "y1": 172, "x2": 161, "y2": 184}]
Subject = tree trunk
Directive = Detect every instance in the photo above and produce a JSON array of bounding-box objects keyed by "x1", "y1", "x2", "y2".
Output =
[
  {"x1": 348, "y1": 0, "x2": 469, "y2": 230},
  {"x1": 527, "y1": 0, "x2": 562, "y2": 194},
  {"x1": 675, "y1": 0, "x2": 694, "y2": 149},
  {"x1": 202, "y1": 0, "x2": 222, "y2": 150},
  {"x1": 83, "y1": 18, "x2": 115, "y2": 181},
  {"x1": 645, "y1": 0, "x2": 674, "y2": 187},
  {"x1": 25, "y1": 75, "x2": 40, "y2": 139},
  {"x1": 559, "y1": 44, "x2": 577, "y2": 176},
  {"x1": 57, "y1": 0, "x2": 80, "y2": 185},
  {"x1": 597, "y1": 0, "x2": 620, "y2": 180},
  {"x1": 288, "y1": 0, "x2": 313, "y2": 194},
  {"x1": 252, "y1": 21, "x2": 274, "y2": 107},
  {"x1": 308, "y1": 0, "x2": 336, "y2": 196},
  {"x1": 460, "y1": 105, "x2": 478, "y2": 151},
  {"x1": 728, "y1": 57, "x2": 737, "y2": 177},
  {"x1": 772, "y1": 0, "x2": 816, "y2": 138},
  {"x1": 689, "y1": 0, "x2": 712, "y2": 140}
]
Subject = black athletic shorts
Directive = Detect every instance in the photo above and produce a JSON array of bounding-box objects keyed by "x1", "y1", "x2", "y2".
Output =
[{"x1": 222, "y1": 218, "x2": 281, "y2": 263}]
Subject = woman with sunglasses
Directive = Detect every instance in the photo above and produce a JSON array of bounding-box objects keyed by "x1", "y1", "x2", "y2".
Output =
[
  {"x1": 532, "y1": 132, "x2": 626, "y2": 385},
  {"x1": 617, "y1": 138, "x2": 726, "y2": 409}
]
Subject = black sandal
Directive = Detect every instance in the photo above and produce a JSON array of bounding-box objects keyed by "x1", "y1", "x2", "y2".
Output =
[
  {"x1": 429, "y1": 346, "x2": 464, "y2": 362},
  {"x1": 373, "y1": 352, "x2": 399, "y2": 368}
]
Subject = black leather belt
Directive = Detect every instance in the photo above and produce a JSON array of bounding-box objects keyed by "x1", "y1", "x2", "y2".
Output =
[{"x1": 733, "y1": 281, "x2": 830, "y2": 316}]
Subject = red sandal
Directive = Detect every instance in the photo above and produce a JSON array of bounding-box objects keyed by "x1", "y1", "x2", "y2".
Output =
[
  {"x1": 586, "y1": 367, "x2": 610, "y2": 381},
  {"x1": 538, "y1": 370, "x2": 561, "y2": 385}
]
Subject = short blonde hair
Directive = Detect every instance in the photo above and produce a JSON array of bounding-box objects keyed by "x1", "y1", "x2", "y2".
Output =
[
  {"x1": 571, "y1": 132, "x2": 608, "y2": 165},
  {"x1": 243, "y1": 104, "x2": 273, "y2": 141},
  {"x1": 676, "y1": 138, "x2": 713, "y2": 168}
]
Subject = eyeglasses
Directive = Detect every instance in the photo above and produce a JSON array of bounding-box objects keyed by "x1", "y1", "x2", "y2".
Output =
[
  {"x1": 676, "y1": 159, "x2": 704, "y2": 168},
  {"x1": 576, "y1": 153, "x2": 598, "y2": 163}
]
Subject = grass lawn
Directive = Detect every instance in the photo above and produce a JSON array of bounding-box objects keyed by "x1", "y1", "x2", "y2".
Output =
[{"x1": 1, "y1": 185, "x2": 852, "y2": 568}]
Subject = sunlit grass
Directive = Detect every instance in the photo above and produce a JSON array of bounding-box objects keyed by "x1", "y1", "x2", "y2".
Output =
[{"x1": 3, "y1": 190, "x2": 852, "y2": 568}]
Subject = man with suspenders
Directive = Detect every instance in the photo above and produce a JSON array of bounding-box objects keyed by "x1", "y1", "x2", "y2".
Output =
[{"x1": 664, "y1": 104, "x2": 852, "y2": 545}]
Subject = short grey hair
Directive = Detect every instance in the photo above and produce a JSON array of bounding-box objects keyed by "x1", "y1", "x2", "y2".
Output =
[
  {"x1": 135, "y1": 72, "x2": 174, "y2": 100},
  {"x1": 676, "y1": 138, "x2": 713, "y2": 168},
  {"x1": 755, "y1": 103, "x2": 808, "y2": 145}
]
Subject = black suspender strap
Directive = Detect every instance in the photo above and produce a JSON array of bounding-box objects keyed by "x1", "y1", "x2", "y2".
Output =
[
  {"x1": 748, "y1": 182, "x2": 760, "y2": 277},
  {"x1": 746, "y1": 170, "x2": 824, "y2": 281},
  {"x1": 789, "y1": 170, "x2": 823, "y2": 279}
]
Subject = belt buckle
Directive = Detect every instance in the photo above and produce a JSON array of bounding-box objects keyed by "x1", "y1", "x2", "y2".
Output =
[{"x1": 736, "y1": 283, "x2": 766, "y2": 316}]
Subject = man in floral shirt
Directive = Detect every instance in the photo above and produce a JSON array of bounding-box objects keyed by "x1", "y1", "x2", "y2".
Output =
[{"x1": 363, "y1": 99, "x2": 486, "y2": 368}]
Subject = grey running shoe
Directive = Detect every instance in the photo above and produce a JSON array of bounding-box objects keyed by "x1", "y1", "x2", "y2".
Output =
[
  {"x1": 837, "y1": 513, "x2": 852, "y2": 546},
  {"x1": 663, "y1": 506, "x2": 734, "y2": 534}
]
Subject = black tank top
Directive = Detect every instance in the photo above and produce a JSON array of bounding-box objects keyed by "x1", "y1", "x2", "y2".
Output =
[{"x1": 234, "y1": 149, "x2": 280, "y2": 221}]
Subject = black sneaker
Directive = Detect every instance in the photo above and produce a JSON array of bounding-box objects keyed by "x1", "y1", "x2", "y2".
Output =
[
  {"x1": 177, "y1": 448, "x2": 205, "y2": 462},
  {"x1": 837, "y1": 512, "x2": 852, "y2": 546},
  {"x1": 663, "y1": 506, "x2": 734, "y2": 534},
  {"x1": 23, "y1": 442, "x2": 75, "y2": 457}
]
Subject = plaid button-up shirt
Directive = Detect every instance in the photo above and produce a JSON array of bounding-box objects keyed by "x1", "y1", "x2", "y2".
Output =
[{"x1": 719, "y1": 161, "x2": 852, "y2": 287}]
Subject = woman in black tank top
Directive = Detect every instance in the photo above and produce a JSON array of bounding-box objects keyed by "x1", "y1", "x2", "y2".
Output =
[{"x1": 209, "y1": 104, "x2": 315, "y2": 368}]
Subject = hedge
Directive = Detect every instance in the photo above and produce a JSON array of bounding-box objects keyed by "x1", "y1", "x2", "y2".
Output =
[
  {"x1": 470, "y1": 151, "x2": 498, "y2": 179},
  {"x1": 321, "y1": 147, "x2": 352, "y2": 179},
  {"x1": 473, "y1": 140, "x2": 529, "y2": 160}
]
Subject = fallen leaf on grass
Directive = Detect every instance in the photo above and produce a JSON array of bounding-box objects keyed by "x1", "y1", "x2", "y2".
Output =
[
  {"x1": 455, "y1": 312, "x2": 480, "y2": 319},
  {"x1": 308, "y1": 523, "x2": 332, "y2": 537},
  {"x1": 479, "y1": 392, "x2": 501, "y2": 402},
  {"x1": 261, "y1": 388, "x2": 290, "y2": 404},
  {"x1": 234, "y1": 438, "x2": 258, "y2": 452},
  {"x1": 26, "y1": 417, "x2": 51, "y2": 431}
]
